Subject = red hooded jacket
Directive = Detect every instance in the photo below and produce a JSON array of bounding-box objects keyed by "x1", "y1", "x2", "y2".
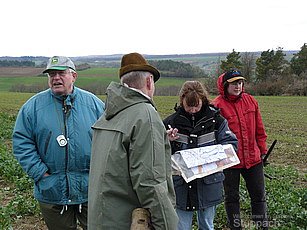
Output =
[{"x1": 213, "y1": 73, "x2": 267, "y2": 169}]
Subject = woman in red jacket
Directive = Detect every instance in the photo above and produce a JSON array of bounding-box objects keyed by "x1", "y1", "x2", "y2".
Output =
[{"x1": 213, "y1": 70, "x2": 268, "y2": 230}]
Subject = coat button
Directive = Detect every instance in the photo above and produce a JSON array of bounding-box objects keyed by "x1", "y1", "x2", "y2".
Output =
[{"x1": 189, "y1": 185, "x2": 192, "y2": 189}]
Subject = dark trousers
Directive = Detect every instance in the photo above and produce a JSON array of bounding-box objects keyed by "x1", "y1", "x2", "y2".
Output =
[
  {"x1": 39, "y1": 202, "x2": 88, "y2": 230},
  {"x1": 223, "y1": 163, "x2": 268, "y2": 230}
]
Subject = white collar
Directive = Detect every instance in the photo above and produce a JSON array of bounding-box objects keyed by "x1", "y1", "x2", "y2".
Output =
[{"x1": 123, "y1": 83, "x2": 151, "y2": 100}]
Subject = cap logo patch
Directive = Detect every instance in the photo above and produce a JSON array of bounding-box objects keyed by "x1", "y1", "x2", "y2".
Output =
[{"x1": 51, "y1": 57, "x2": 59, "y2": 64}]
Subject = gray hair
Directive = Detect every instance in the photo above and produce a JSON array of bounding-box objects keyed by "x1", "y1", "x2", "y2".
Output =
[
  {"x1": 120, "y1": 71, "x2": 152, "y2": 89},
  {"x1": 69, "y1": 68, "x2": 76, "y2": 74}
]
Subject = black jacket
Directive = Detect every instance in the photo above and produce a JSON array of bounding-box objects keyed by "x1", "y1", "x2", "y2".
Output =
[{"x1": 163, "y1": 104, "x2": 238, "y2": 210}]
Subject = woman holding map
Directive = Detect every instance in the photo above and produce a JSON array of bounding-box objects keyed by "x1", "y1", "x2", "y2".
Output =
[{"x1": 164, "y1": 81, "x2": 238, "y2": 230}]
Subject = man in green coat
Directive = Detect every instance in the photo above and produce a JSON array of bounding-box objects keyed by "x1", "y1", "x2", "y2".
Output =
[{"x1": 88, "y1": 52, "x2": 178, "y2": 229}]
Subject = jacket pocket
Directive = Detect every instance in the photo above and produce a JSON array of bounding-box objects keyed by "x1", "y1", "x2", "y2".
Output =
[
  {"x1": 70, "y1": 173, "x2": 88, "y2": 201},
  {"x1": 243, "y1": 107, "x2": 256, "y2": 115},
  {"x1": 172, "y1": 175, "x2": 187, "y2": 207},
  {"x1": 37, "y1": 174, "x2": 63, "y2": 202},
  {"x1": 199, "y1": 172, "x2": 225, "y2": 206},
  {"x1": 172, "y1": 175, "x2": 185, "y2": 188},
  {"x1": 202, "y1": 172, "x2": 225, "y2": 184}
]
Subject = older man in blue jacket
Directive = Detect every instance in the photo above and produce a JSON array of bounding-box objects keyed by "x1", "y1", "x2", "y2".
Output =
[{"x1": 13, "y1": 56, "x2": 104, "y2": 230}]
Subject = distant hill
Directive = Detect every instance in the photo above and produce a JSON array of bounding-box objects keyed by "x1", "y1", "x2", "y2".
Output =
[{"x1": 0, "y1": 51, "x2": 299, "y2": 75}]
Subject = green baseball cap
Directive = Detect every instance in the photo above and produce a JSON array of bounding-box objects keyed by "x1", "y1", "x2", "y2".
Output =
[{"x1": 43, "y1": 56, "x2": 76, "y2": 74}]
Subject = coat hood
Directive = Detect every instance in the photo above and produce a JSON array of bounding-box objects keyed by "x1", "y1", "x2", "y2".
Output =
[
  {"x1": 104, "y1": 82, "x2": 155, "y2": 120},
  {"x1": 217, "y1": 73, "x2": 226, "y2": 97}
]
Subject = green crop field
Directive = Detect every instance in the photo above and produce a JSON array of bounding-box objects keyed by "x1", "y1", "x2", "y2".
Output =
[
  {"x1": 0, "y1": 68, "x2": 119, "y2": 92},
  {"x1": 0, "y1": 92, "x2": 306, "y2": 229},
  {"x1": 0, "y1": 67, "x2": 195, "y2": 93},
  {"x1": 0, "y1": 77, "x2": 46, "y2": 92}
]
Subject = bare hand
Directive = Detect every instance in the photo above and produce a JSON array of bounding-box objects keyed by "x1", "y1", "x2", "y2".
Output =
[{"x1": 167, "y1": 125, "x2": 179, "y2": 141}]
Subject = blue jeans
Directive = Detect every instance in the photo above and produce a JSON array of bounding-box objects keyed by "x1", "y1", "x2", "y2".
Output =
[{"x1": 176, "y1": 206, "x2": 216, "y2": 230}]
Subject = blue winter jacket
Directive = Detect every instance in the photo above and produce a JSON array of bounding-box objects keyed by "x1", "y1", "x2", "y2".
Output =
[{"x1": 13, "y1": 87, "x2": 104, "y2": 205}]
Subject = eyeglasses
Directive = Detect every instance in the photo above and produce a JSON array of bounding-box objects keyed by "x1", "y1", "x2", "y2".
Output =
[{"x1": 48, "y1": 70, "x2": 72, "y2": 78}]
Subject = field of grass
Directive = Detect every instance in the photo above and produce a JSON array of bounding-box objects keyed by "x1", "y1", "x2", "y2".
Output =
[
  {"x1": 0, "y1": 92, "x2": 306, "y2": 229},
  {"x1": 0, "y1": 67, "x2": 195, "y2": 93},
  {"x1": 0, "y1": 67, "x2": 118, "y2": 92}
]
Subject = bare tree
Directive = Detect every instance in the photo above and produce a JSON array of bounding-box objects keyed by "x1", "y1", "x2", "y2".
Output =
[{"x1": 241, "y1": 52, "x2": 256, "y2": 82}]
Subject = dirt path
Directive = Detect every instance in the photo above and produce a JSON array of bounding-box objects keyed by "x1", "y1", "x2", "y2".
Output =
[{"x1": 0, "y1": 67, "x2": 44, "y2": 77}]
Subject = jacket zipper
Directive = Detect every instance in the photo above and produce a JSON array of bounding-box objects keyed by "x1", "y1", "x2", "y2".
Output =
[
  {"x1": 63, "y1": 99, "x2": 70, "y2": 201},
  {"x1": 179, "y1": 114, "x2": 214, "y2": 129},
  {"x1": 191, "y1": 114, "x2": 195, "y2": 127}
]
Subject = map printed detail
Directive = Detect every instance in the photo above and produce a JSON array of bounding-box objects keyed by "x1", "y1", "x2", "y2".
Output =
[
  {"x1": 180, "y1": 144, "x2": 226, "y2": 168},
  {"x1": 171, "y1": 144, "x2": 240, "y2": 183}
]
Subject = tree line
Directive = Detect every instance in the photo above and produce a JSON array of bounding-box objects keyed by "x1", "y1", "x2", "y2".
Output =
[
  {"x1": 0, "y1": 60, "x2": 35, "y2": 67},
  {"x1": 3, "y1": 45, "x2": 307, "y2": 96},
  {"x1": 149, "y1": 59, "x2": 206, "y2": 78},
  {"x1": 215, "y1": 43, "x2": 307, "y2": 96}
]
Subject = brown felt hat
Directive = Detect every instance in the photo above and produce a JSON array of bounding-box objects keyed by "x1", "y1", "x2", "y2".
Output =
[{"x1": 119, "y1": 52, "x2": 160, "y2": 82}]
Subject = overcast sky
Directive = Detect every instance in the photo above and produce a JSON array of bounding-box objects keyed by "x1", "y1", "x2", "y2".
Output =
[{"x1": 1, "y1": 0, "x2": 306, "y2": 57}]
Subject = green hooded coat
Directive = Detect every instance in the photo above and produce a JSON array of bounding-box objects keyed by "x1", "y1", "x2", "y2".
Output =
[{"x1": 88, "y1": 82, "x2": 178, "y2": 229}]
